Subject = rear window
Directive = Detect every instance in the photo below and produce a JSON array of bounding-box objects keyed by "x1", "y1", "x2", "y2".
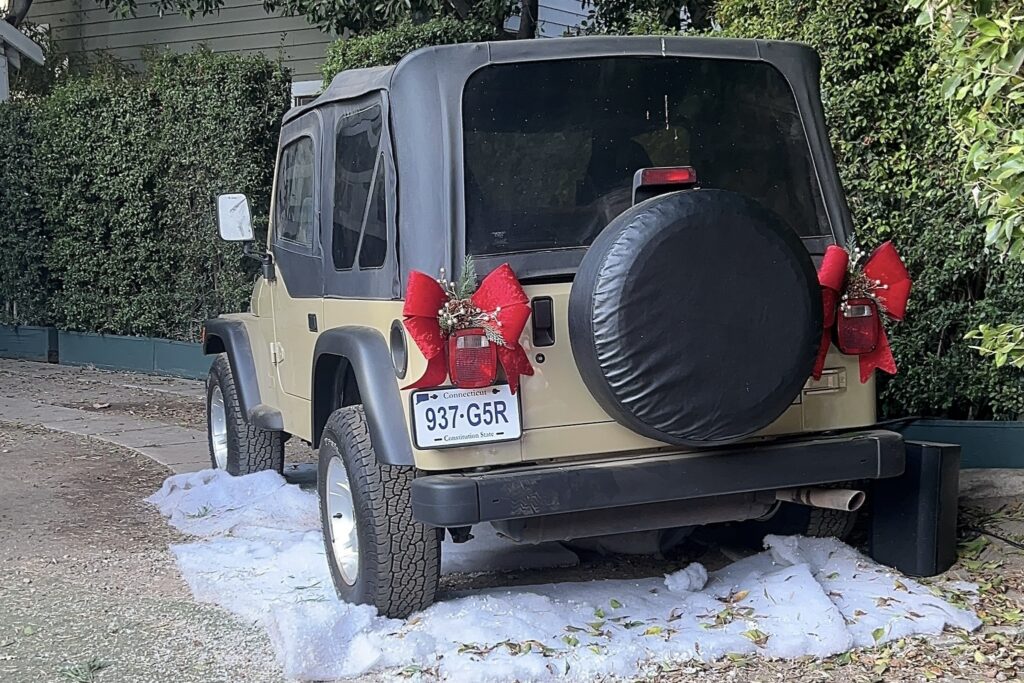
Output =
[{"x1": 463, "y1": 57, "x2": 830, "y2": 257}]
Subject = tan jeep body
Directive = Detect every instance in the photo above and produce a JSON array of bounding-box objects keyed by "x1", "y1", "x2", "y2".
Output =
[
  {"x1": 213, "y1": 36, "x2": 878, "y2": 469},
  {"x1": 229, "y1": 282, "x2": 875, "y2": 471}
]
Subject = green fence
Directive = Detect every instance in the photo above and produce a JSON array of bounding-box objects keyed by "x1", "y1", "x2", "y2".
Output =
[{"x1": 0, "y1": 325, "x2": 209, "y2": 379}]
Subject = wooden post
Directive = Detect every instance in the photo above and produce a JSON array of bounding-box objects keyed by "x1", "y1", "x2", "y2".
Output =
[
  {"x1": 0, "y1": 43, "x2": 10, "y2": 102},
  {"x1": 0, "y1": 22, "x2": 45, "y2": 100}
]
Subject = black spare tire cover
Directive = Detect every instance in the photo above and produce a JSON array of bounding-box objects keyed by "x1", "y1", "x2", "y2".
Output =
[{"x1": 569, "y1": 189, "x2": 822, "y2": 447}]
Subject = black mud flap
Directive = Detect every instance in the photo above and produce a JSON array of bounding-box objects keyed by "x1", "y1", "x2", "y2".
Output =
[{"x1": 870, "y1": 441, "x2": 961, "y2": 577}]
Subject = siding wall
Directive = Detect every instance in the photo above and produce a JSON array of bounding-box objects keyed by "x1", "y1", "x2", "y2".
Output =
[
  {"x1": 505, "y1": 0, "x2": 589, "y2": 36},
  {"x1": 29, "y1": 0, "x2": 335, "y2": 82},
  {"x1": 27, "y1": 0, "x2": 589, "y2": 84}
]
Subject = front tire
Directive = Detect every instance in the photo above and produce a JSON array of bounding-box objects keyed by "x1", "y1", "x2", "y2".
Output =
[
  {"x1": 206, "y1": 354, "x2": 284, "y2": 475},
  {"x1": 318, "y1": 406, "x2": 440, "y2": 618}
]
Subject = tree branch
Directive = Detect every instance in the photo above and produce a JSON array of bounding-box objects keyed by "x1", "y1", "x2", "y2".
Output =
[{"x1": 516, "y1": 0, "x2": 537, "y2": 38}]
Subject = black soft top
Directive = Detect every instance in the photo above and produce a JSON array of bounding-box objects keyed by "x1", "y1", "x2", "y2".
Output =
[{"x1": 292, "y1": 37, "x2": 851, "y2": 283}]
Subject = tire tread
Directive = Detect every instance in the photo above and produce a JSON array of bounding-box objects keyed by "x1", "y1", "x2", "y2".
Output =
[
  {"x1": 207, "y1": 354, "x2": 284, "y2": 475},
  {"x1": 319, "y1": 406, "x2": 440, "y2": 618}
]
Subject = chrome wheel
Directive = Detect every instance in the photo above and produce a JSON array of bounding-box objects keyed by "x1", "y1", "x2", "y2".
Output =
[
  {"x1": 209, "y1": 384, "x2": 228, "y2": 470},
  {"x1": 326, "y1": 455, "x2": 359, "y2": 585}
]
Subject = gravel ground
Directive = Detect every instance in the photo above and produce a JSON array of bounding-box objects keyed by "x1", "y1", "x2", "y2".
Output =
[
  {"x1": 0, "y1": 422, "x2": 283, "y2": 683},
  {"x1": 2, "y1": 359, "x2": 1024, "y2": 681}
]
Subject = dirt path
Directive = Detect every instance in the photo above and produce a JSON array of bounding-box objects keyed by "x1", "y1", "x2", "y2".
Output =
[{"x1": 0, "y1": 422, "x2": 283, "y2": 682}]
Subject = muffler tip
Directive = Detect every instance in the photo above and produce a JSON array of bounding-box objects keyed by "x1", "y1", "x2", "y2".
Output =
[{"x1": 776, "y1": 487, "x2": 867, "y2": 512}]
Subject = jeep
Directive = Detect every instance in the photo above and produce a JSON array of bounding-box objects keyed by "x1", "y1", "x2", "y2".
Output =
[{"x1": 203, "y1": 36, "x2": 948, "y2": 620}]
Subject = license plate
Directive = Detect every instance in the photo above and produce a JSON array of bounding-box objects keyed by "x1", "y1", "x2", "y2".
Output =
[{"x1": 410, "y1": 385, "x2": 522, "y2": 449}]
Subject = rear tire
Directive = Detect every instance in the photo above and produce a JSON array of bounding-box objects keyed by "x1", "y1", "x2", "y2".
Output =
[
  {"x1": 206, "y1": 354, "x2": 284, "y2": 475},
  {"x1": 757, "y1": 502, "x2": 858, "y2": 540},
  {"x1": 718, "y1": 483, "x2": 859, "y2": 548},
  {"x1": 318, "y1": 406, "x2": 440, "y2": 618}
]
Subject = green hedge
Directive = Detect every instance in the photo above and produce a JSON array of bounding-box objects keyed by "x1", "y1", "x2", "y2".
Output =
[
  {"x1": 321, "y1": 18, "x2": 499, "y2": 83},
  {"x1": 0, "y1": 50, "x2": 290, "y2": 341},
  {"x1": 716, "y1": 0, "x2": 1024, "y2": 420},
  {"x1": 0, "y1": 102, "x2": 51, "y2": 325}
]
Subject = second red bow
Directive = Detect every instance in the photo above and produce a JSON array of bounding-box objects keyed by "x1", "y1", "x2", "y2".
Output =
[
  {"x1": 403, "y1": 263, "x2": 534, "y2": 393},
  {"x1": 813, "y1": 241, "x2": 911, "y2": 383}
]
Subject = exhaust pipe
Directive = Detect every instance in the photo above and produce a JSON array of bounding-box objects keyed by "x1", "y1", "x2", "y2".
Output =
[{"x1": 776, "y1": 487, "x2": 866, "y2": 512}]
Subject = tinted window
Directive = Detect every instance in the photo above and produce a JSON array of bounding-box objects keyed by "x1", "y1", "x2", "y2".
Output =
[
  {"x1": 276, "y1": 137, "x2": 316, "y2": 247},
  {"x1": 333, "y1": 105, "x2": 382, "y2": 270},
  {"x1": 359, "y1": 159, "x2": 387, "y2": 269},
  {"x1": 463, "y1": 57, "x2": 830, "y2": 256}
]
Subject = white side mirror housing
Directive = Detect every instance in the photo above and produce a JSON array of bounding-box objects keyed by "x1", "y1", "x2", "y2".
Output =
[{"x1": 216, "y1": 193, "x2": 255, "y2": 242}]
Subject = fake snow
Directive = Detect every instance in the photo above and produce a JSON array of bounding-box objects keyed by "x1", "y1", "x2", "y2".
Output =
[{"x1": 148, "y1": 469, "x2": 980, "y2": 681}]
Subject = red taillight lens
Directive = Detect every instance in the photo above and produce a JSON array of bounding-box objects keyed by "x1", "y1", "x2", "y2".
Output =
[
  {"x1": 448, "y1": 328, "x2": 497, "y2": 388},
  {"x1": 836, "y1": 297, "x2": 880, "y2": 355},
  {"x1": 637, "y1": 166, "x2": 698, "y2": 187}
]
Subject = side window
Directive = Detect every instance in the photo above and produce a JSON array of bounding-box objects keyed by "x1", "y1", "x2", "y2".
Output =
[
  {"x1": 276, "y1": 137, "x2": 316, "y2": 247},
  {"x1": 359, "y1": 159, "x2": 387, "y2": 269},
  {"x1": 333, "y1": 105, "x2": 383, "y2": 270}
]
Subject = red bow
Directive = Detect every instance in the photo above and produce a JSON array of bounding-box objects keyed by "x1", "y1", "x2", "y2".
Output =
[
  {"x1": 402, "y1": 263, "x2": 534, "y2": 393},
  {"x1": 813, "y1": 241, "x2": 911, "y2": 383}
]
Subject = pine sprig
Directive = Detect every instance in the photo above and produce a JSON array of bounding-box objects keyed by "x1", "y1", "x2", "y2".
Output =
[
  {"x1": 433, "y1": 255, "x2": 508, "y2": 346},
  {"x1": 455, "y1": 255, "x2": 478, "y2": 300},
  {"x1": 841, "y1": 243, "x2": 890, "y2": 316}
]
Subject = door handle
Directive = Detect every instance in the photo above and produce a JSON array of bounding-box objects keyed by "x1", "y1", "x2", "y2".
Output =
[{"x1": 531, "y1": 297, "x2": 555, "y2": 347}]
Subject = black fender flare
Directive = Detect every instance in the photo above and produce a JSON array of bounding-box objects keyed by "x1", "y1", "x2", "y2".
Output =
[
  {"x1": 312, "y1": 326, "x2": 414, "y2": 467},
  {"x1": 202, "y1": 318, "x2": 284, "y2": 431}
]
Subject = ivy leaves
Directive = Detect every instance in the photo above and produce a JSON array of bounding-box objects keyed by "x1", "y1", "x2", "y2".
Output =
[{"x1": 911, "y1": 1, "x2": 1024, "y2": 368}]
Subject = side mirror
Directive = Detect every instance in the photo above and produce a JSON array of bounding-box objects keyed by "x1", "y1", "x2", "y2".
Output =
[{"x1": 216, "y1": 193, "x2": 255, "y2": 242}]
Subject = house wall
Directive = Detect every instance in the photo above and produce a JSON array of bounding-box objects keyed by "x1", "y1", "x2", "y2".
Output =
[
  {"x1": 27, "y1": 0, "x2": 589, "y2": 87},
  {"x1": 505, "y1": 0, "x2": 590, "y2": 37},
  {"x1": 28, "y1": 0, "x2": 334, "y2": 83}
]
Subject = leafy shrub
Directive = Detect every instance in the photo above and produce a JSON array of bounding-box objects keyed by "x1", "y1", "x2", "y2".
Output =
[
  {"x1": 716, "y1": 0, "x2": 1024, "y2": 419},
  {"x1": 321, "y1": 17, "x2": 499, "y2": 83},
  {"x1": 911, "y1": 1, "x2": 1024, "y2": 259},
  {"x1": 34, "y1": 74, "x2": 163, "y2": 336},
  {"x1": 966, "y1": 323, "x2": 1024, "y2": 369},
  {"x1": 0, "y1": 102, "x2": 51, "y2": 325},
  {"x1": 0, "y1": 50, "x2": 290, "y2": 341},
  {"x1": 147, "y1": 52, "x2": 289, "y2": 340},
  {"x1": 909, "y1": 1, "x2": 1024, "y2": 370}
]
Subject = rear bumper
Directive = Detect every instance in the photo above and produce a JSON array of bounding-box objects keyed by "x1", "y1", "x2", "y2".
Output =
[{"x1": 410, "y1": 429, "x2": 905, "y2": 527}]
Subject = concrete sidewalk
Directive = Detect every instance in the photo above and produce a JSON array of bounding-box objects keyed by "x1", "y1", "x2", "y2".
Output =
[
  {"x1": 0, "y1": 358, "x2": 209, "y2": 472},
  {"x1": 0, "y1": 394, "x2": 209, "y2": 473},
  {"x1": 0, "y1": 359, "x2": 317, "y2": 480}
]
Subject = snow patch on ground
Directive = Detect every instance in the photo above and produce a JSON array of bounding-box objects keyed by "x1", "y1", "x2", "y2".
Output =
[{"x1": 148, "y1": 470, "x2": 980, "y2": 681}]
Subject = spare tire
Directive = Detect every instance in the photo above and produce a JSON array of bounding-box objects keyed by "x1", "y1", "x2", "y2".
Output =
[{"x1": 568, "y1": 189, "x2": 822, "y2": 447}]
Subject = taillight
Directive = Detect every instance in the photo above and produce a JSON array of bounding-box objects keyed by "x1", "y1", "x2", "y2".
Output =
[
  {"x1": 637, "y1": 166, "x2": 698, "y2": 186},
  {"x1": 448, "y1": 328, "x2": 497, "y2": 388},
  {"x1": 632, "y1": 166, "x2": 699, "y2": 204},
  {"x1": 836, "y1": 297, "x2": 880, "y2": 355}
]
